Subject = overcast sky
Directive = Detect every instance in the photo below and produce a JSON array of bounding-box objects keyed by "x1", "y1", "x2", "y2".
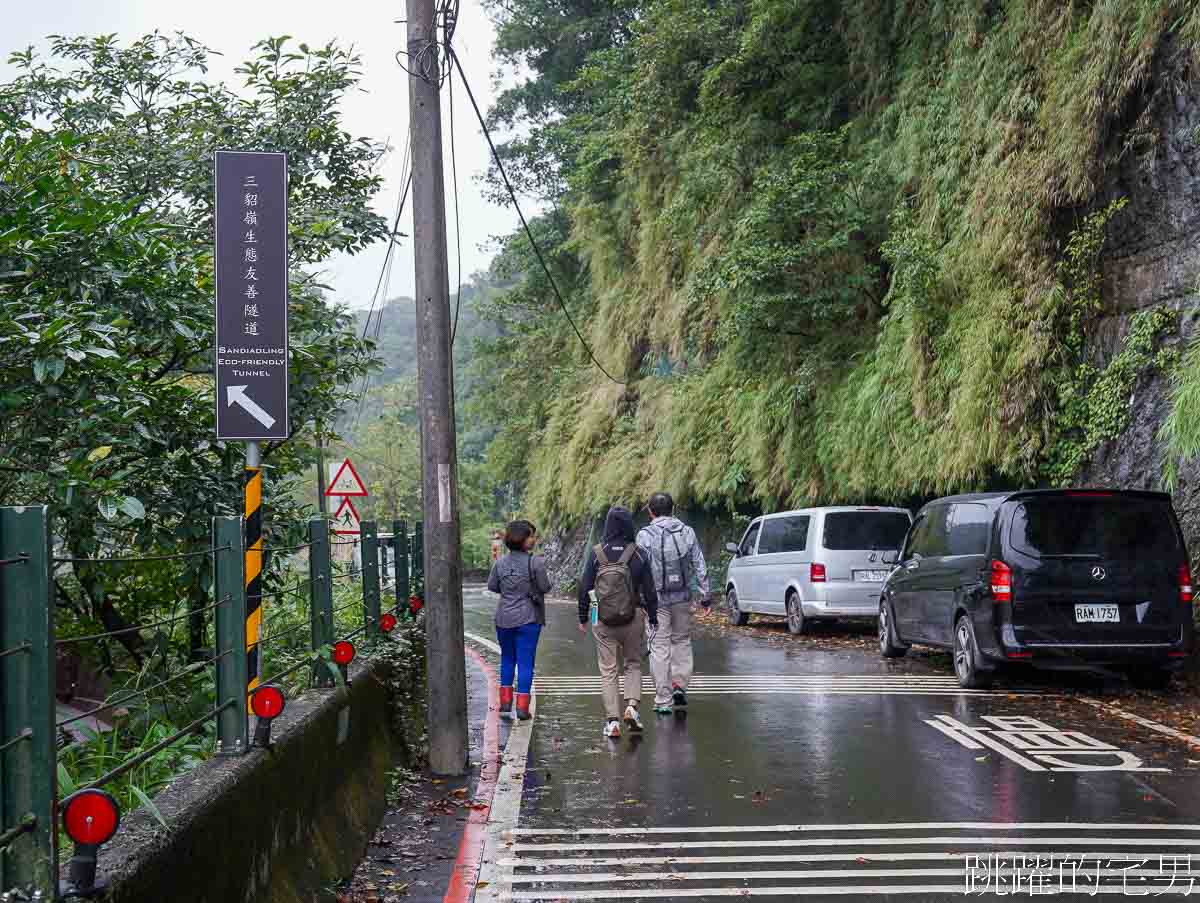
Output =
[{"x1": 2, "y1": 1, "x2": 523, "y2": 309}]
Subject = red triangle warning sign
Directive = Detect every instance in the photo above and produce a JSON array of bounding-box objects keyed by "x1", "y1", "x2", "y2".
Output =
[
  {"x1": 331, "y1": 496, "x2": 362, "y2": 535},
  {"x1": 325, "y1": 457, "x2": 367, "y2": 497}
]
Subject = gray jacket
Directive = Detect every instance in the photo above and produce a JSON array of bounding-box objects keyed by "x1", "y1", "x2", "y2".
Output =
[
  {"x1": 488, "y1": 551, "x2": 551, "y2": 629},
  {"x1": 637, "y1": 516, "x2": 708, "y2": 606}
]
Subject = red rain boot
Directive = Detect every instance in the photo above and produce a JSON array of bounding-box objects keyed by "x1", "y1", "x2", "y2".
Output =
[
  {"x1": 515, "y1": 692, "x2": 532, "y2": 721},
  {"x1": 499, "y1": 686, "x2": 514, "y2": 717}
]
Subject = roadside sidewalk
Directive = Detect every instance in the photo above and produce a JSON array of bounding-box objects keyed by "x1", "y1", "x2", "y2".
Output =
[{"x1": 337, "y1": 642, "x2": 507, "y2": 903}]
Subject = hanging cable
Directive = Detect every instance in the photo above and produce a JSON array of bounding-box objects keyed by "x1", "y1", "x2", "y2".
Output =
[
  {"x1": 446, "y1": 48, "x2": 625, "y2": 385},
  {"x1": 449, "y1": 67, "x2": 464, "y2": 346},
  {"x1": 352, "y1": 166, "x2": 412, "y2": 433},
  {"x1": 351, "y1": 142, "x2": 415, "y2": 433},
  {"x1": 361, "y1": 137, "x2": 413, "y2": 341}
]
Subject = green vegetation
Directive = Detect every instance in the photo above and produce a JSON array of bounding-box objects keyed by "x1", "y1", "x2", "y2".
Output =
[
  {"x1": 0, "y1": 32, "x2": 394, "y2": 823},
  {"x1": 0, "y1": 33, "x2": 385, "y2": 648},
  {"x1": 472, "y1": 0, "x2": 1200, "y2": 525}
]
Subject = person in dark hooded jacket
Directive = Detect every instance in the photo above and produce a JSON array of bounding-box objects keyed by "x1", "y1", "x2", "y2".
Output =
[{"x1": 578, "y1": 506, "x2": 658, "y2": 738}]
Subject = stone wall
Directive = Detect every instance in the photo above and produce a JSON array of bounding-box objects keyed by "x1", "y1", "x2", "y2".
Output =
[{"x1": 86, "y1": 635, "x2": 424, "y2": 903}]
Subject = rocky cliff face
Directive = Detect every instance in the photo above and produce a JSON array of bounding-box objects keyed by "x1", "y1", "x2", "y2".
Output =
[{"x1": 1086, "y1": 42, "x2": 1200, "y2": 553}]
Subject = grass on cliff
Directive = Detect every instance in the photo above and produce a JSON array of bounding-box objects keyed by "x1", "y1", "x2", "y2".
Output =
[{"x1": 480, "y1": 0, "x2": 1199, "y2": 525}]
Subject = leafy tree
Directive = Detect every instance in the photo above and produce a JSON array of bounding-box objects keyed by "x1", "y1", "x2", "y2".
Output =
[
  {"x1": 482, "y1": 0, "x2": 643, "y2": 202},
  {"x1": 0, "y1": 33, "x2": 386, "y2": 657}
]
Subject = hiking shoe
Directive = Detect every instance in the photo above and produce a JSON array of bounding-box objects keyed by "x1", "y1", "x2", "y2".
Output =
[
  {"x1": 603, "y1": 719, "x2": 621, "y2": 739},
  {"x1": 623, "y1": 704, "x2": 644, "y2": 732},
  {"x1": 672, "y1": 685, "x2": 688, "y2": 708},
  {"x1": 654, "y1": 704, "x2": 674, "y2": 716}
]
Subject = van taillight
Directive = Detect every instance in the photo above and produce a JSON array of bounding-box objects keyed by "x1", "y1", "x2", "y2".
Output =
[
  {"x1": 810, "y1": 563, "x2": 826, "y2": 583},
  {"x1": 991, "y1": 560, "x2": 1012, "y2": 603},
  {"x1": 1179, "y1": 564, "x2": 1193, "y2": 604}
]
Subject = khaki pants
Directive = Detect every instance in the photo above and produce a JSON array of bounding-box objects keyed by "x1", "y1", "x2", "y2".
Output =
[
  {"x1": 651, "y1": 602, "x2": 694, "y2": 706},
  {"x1": 593, "y1": 610, "x2": 644, "y2": 720}
]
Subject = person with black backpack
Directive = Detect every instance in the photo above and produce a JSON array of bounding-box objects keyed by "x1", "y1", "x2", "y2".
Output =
[{"x1": 578, "y1": 506, "x2": 659, "y2": 739}]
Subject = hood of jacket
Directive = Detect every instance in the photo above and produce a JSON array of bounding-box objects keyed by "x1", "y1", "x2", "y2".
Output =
[
  {"x1": 641, "y1": 515, "x2": 686, "y2": 539},
  {"x1": 603, "y1": 506, "x2": 635, "y2": 543}
]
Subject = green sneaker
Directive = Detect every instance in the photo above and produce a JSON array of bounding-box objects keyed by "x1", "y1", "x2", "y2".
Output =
[{"x1": 654, "y1": 704, "x2": 674, "y2": 716}]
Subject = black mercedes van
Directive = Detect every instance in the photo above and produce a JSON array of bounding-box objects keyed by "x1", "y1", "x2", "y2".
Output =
[{"x1": 878, "y1": 490, "x2": 1194, "y2": 689}]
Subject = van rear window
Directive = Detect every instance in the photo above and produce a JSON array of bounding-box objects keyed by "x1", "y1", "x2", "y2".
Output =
[
  {"x1": 1011, "y1": 498, "x2": 1181, "y2": 561},
  {"x1": 823, "y1": 512, "x2": 910, "y2": 551}
]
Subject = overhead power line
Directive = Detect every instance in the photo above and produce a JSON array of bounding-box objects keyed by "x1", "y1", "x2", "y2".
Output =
[
  {"x1": 449, "y1": 68, "x2": 463, "y2": 346},
  {"x1": 353, "y1": 153, "x2": 415, "y2": 433},
  {"x1": 447, "y1": 47, "x2": 626, "y2": 386},
  {"x1": 362, "y1": 137, "x2": 414, "y2": 340}
]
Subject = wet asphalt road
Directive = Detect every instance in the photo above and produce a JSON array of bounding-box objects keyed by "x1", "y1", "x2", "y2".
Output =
[{"x1": 463, "y1": 587, "x2": 1200, "y2": 901}]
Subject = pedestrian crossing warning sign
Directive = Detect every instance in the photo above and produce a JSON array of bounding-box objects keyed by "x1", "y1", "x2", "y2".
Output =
[
  {"x1": 331, "y1": 496, "x2": 362, "y2": 535},
  {"x1": 326, "y1": 457, "x2": 367, "y2": 497}
]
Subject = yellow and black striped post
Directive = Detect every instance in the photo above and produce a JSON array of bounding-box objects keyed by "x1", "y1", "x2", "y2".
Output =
[{"x1": 244, "y1": 448, "x2": 263, "y2": 699}]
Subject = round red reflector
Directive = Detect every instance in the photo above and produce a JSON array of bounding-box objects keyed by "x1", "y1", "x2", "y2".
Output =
[
  {"x1": 62, "y1": 789, "x2": 120, "y2": 846},
  {"x1": 251, "y1": 685, "x2": 286, "y2": 720},
  {"x1": 380, "y1": 613, "x2": 398, "y2": 633},
  {"x1": 332, "y1": 640, "x2": 356, "y2": 665}
]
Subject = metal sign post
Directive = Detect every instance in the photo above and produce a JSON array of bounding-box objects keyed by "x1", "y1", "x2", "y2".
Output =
[{"x1": 215, "y1": 150, "x2": 289, "y2": 702}]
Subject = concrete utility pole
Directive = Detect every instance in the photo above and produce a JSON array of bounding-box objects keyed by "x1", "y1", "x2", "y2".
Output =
[{"x1": 406, "y1": 0, "x2": 468, "y2": 775}]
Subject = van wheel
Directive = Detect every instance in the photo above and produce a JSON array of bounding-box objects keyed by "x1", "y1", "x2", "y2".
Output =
[
  {"x1": 726, "y1": 589, "x2": 749, "y2": 627},
  {"x1": 953, "y1": 616, "x2": 992, "y2": 690},
  {"x1": 1127, "y1": 668, "x2": 1172, "y2": 691},
  {"x1": 785, "y1": 592, "x2": 807, "y2": 636},
  {"x1": 878, "y1": 599, "x2": 907, "y2": 658}
]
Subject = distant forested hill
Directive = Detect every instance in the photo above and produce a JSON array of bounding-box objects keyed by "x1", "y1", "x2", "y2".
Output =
[{"x1": 328, "y1": 276, "x2": 511, "y2": 567}]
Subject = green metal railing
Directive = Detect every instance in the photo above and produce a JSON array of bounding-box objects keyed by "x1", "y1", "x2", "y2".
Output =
[{"x1": 0, "y1": 507, "x2": 421, "y2": 900}]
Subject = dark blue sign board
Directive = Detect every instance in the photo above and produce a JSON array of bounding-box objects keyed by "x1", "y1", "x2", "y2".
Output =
[{"x1": 214, "y1": 151, "x2": 289, "y2": 441}]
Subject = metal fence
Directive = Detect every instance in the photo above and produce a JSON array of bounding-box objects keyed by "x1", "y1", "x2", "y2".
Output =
[{"x1": 0, "y1": 509, "x2": 424, "y2": 900}]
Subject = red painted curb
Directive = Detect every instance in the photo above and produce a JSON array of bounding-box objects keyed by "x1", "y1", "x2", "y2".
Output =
[{"x1": 444, "y1": 645, "x2": 502, "y2": 903}]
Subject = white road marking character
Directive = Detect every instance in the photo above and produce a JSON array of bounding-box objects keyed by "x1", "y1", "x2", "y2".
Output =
[{"x1": 925, "y1": 714, "x2": 1169, "y2": 773}]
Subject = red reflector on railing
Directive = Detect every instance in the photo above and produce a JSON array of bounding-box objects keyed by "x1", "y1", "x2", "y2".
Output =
[
  {"x1": 251, "y1": 685, "x2": 286, "y2": 720},
  {"x1": 332, "y1": 640, "x2": 356, "y2": 666},
  {"x1": 62, "y1": 789, "x2": 120, "y2": 847}
]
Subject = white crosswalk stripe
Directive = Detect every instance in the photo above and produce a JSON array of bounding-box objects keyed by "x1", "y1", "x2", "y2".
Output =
[
  {"x1": 496, "y1": 823, "x2": 1200, "y2": 900},
  {"x1": 529, "y1": 674, "x2": 1040, "y2": 697}
]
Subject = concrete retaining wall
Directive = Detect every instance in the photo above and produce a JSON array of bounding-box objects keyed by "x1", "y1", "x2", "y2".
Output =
[{"x1": 89, "y1": 656, "x2": 406, "y2": 903}]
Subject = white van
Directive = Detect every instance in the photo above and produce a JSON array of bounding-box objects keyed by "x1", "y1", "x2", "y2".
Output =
[{"x1": 724, "y1": 506, "x2": 912, "y2": 634}]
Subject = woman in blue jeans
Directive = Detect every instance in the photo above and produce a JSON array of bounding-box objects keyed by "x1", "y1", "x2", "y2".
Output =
[{"x1": 487, "y1": 520, "x2": 551, "y2": 720}]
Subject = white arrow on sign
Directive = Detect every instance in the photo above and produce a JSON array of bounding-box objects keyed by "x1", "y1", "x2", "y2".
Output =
[{"x1": 226, "y1": 385, "x2": 277, "y2": 429}]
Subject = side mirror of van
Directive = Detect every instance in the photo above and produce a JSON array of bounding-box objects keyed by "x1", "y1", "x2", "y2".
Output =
[
  {"x1": 726, "y1": 542, "x2": 740, "y2": 556},
  {"x1": 881, "y1": 550, "x2": 898, "y2": 565}
]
